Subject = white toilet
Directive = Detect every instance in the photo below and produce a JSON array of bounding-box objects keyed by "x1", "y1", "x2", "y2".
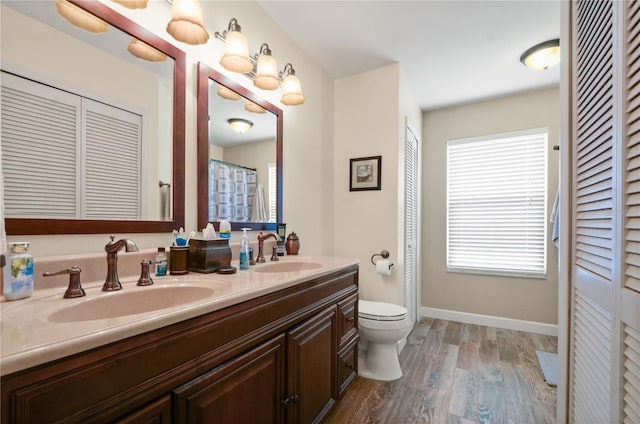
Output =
[{"x1": 358, "y1": 300, "x2": 411, "y2": 381}]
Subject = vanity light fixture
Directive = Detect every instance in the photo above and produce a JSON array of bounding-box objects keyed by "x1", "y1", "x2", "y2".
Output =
[
  {"x1": 217, "y1": 85, "x2": 242, "y2": 101},
  {"x1": 245, "y1": 101, "x2": 267, "y2": 114},
  {"x1": 217, "y1": 18, "x2": 253, "y2": 74},
  {"x1": 112, "y1": 0, "x2": 148, "y2": 9},
  {"x1": 56, "y1": 0, "x2": 109, "y2": 33},
  {"x1": 214, "y1": 18, "x2": 305, "y2": 106},
  {"x1": 520, "y1": 39, "x2": 560, "y2": 70},
  {"x1": 127, "y1": 38, "x2": 167, "y2": 62},
  {"x1": 166, "y1": 0, "x2": 209, "y2": 45},
  {"x1": 228, "y1": 118, "x2": 253, "y2": 134}
]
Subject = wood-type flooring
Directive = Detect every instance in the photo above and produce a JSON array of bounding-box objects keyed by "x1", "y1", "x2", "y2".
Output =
[{"x1": 326, "y1": 318, "x2": 558, "y2": 424}]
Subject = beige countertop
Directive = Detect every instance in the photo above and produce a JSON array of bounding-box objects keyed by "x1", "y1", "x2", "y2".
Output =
[{"x1": 1, "y1": 255, "x2": 359, "y2": 376}]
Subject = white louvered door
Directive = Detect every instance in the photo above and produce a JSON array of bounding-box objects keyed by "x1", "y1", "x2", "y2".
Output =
[
  {"x1": 566, "y1": 0, "x2": 640, "y2": 422},
  {"x1": 404, "y1": 126, "x2": 419, "y2": 328}
]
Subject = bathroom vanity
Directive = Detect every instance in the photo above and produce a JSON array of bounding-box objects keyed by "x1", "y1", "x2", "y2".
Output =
[{"x1": 0, "y1": 257, "x2": 359, "y2": 423}]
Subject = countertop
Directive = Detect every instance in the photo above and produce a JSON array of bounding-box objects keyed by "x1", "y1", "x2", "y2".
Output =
[{"x1": 0, "y1": 255, "x2": 359, "y2": 376}]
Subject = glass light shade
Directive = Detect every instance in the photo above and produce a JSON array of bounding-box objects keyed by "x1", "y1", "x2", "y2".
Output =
[
  {"x1": 166, "y1": 0, "x2": 209, "y2": 45},
  {"x1": 56, "y1": 0, "x2": 109, "y2": 33},
  {"x1": 253, "y1": 54, "x2": 280, "y2": 90},
  {"x1": 520, "y1": 40, "x2": 560, "y2": 70},
  {"x1": 217, "y1": 85, "x2": 242, "y2": 101},
  {"x1": 220, "y1": 31, "x2": 253, "y2": 74},
  {"x1": 245, "y1": 101, "x2": 266, "y2": 114},
  {"x1": 228, "y1": 118, "x2": 253, "y2": 134},
  {"x1": 281, "y1": 74, "x2": 305, "y2": 106},
  {"x1": 112, "y1": 0, "x2": 148, "y2": 9},
  {"x1": 127, "y1": 38, "x2": 167, "y2": 62}
]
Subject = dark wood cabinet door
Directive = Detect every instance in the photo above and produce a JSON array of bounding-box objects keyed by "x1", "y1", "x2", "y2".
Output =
[
  {"x1": 173, "y1": 335, "x2": 285, "y2": 424},
  {"x1": 337, "y1": 339, "x2": 358, "y2": 398},
  {"x1": 115, "y1": 395, "x2": 172, "y2": 424},
  {"x1": 337, "y1": 293, "x2": 358, "y2": 347},
  {"x1": 286, "y1": 306, "x2": 337, "y2": 424}
]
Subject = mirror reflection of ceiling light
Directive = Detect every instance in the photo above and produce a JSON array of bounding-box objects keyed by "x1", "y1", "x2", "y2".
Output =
[
  {"x1": 228, "y1": 118, "x2": 253, "y2": 134},
  {"x1": 214, "y1": 18, "x2": 305, "y2": 106},
  {"x1": 56, "y1": 0, "x2": 109, "y2": 33},
  {"x1": 520, "y1": 39, "x2": 560, "y2": 70},
  {"x1": 245, "y1": 101, "x2": 267, "y2": 114},
  {"x1": 217, "y1": 85, "x2": 242, "y2": 101},
  {"x1": 127, "y1": 38, "x2": 167, "y2": 62},
  {"x1": 166, "y1": 0, "x2": 209, "y2": 45},
  {"x1": 112, "y1": 0, "x2": 148, "y2": 9}
]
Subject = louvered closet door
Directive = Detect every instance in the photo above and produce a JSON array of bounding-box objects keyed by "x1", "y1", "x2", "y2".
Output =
[
  {"x1": 621, "y1": 1, "x2": 640, "y2": 422},
  {"x1": 569, "y1": 0, "x2": 617, "y2": 422},
  {"x1": 404, "y1": 126, "x2": 419, "y2": 328}
]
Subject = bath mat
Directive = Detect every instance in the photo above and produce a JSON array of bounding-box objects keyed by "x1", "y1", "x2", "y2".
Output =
[{"x1": 535, "y1": 350, "x2": 558, "y2": 387}]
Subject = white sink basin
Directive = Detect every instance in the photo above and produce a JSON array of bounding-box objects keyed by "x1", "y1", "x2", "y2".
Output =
[
  {"x1": 47, "y1": 286, "x2": 216, "y2": 323},
  {"x1": 254, "y1": 262, "x2": 322, "y2": 273}
]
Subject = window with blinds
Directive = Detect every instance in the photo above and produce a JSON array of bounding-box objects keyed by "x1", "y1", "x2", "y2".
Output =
[
  {"x1": 446, "y1": 128, "x2": 548, "y2": 278},
  {"x1": 1, "y1": 72, "x2": 142, "y2": 220},
  {"x1": 268, "y1": 163, "x2": 276, "y2": 222}
]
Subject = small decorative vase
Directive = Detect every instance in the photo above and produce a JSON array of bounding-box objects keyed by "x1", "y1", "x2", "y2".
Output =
[{"x1": 285, "y1": 232, "x2": 300, "y2": 255}]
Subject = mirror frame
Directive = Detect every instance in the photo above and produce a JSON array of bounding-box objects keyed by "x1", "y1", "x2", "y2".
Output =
[
  {"x1": 197, "y1": 62, "x2": 282, "y2": 232},
  {"x1": 5, "y1": 0, "x2": 185, "y2": 235}
]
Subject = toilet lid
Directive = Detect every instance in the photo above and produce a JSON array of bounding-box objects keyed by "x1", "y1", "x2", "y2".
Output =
[{"x1": 359, "y1": 300, "x2": 407, "y2": 321}]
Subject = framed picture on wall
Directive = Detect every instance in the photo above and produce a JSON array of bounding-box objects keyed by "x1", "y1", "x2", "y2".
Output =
[{"x1": 349, "y1": 155, "x2": 382, "y2": 191}]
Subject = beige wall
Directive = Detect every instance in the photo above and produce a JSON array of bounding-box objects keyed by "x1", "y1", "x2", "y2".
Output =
[
  {"x1": 422, "y1": 87, "x2": 560, "y2": 324},
  {"x1": 5, "y1": 1, "x2": 335, "y2": 256},
  {"x1": 333, "y1": 64, "x2": 421, "y2": 305}
]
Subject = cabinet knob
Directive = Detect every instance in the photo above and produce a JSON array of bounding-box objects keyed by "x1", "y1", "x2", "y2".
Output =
[
  {"x1": 347, "y1": 316, "x2": 355, "y2": 323},
  {"x1": 281, "y1": 394, "x2": 300, "y2": 407},
  {"x1": 346, "y1": 362, "x2": 354, "y2": 370}
]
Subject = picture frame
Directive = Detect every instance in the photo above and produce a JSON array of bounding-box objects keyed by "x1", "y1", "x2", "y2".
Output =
[{"x1": 349, "y1": 155, "x2": 382, "y2": 191}]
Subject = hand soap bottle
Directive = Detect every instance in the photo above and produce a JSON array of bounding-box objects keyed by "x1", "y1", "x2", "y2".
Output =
[{"x1": 239, "y1": 228, "x2": 250, "y2": 270}]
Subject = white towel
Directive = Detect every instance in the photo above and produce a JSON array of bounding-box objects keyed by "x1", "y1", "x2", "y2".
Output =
[
  {"x1": 250, "y1": 183, "x2": 268, "y2": 222},
  {"x1": 550, "y1": 186, "x2": 560, "y2": 247}
]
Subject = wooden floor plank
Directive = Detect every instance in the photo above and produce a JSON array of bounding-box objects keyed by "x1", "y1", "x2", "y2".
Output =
[{"x1": 325, "y1": 318, "x2": 558, "y2": 424}]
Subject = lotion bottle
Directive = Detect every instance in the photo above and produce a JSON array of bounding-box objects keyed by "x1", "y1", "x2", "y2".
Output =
[{"x1": 239, "y1": 228, "x2": 250, "y2": 270}]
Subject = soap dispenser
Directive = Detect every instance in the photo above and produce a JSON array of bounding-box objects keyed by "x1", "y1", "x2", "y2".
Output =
[{"x1": 239, "y1": 228, "x2": 250, "y2": 270}]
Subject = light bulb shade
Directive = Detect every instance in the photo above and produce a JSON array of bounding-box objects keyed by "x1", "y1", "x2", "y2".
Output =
[
  {"x1": 520, "y1": 39, "x2": 560, "y2": 70},
  {"x1": 281, "y1": 74, "x2": 305, "y2": 106},
  {"x1": 220, "y1": 30, "x2": 253, "y2": 74},
  {"x1": 253, "y1": 54, "x2": 280, "y2": 90},
  {"x1": 166, "y1": 0, "x2": 209, "y2": 45},
  {"x1": 127, "y1": 38, "x2": 167, "y2": 62},
  {"x1": 228, "y1": 118, "x2": 253, "y2": 134},
  {"x1": 217, "y1": 85, "x2": 242, "y2": 101},
  {"x1": 112, "y1": 0, "x2": 148, "y2": 9},
  {"x1": 245, "y1": 101, "x2": 266, "y2": 114},
  {"x1": 56, "y1": 0, "x2": 109, "y2": 33}
]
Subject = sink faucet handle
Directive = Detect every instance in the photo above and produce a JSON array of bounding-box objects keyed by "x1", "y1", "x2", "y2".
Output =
[
  {"x1": 137, "y1": 260, "x2": 154, "y2": 286},
  {"x1": 271, "y1": 245, "x2": 279, "y2": 262},
  {"x1": 43, "y1": 266, "x2": 86, "y2": 299}
]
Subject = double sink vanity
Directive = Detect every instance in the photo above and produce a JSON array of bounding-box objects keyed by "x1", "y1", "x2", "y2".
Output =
[{"x1": 1, "y1": 254, "x2": 359, "y2": 423}]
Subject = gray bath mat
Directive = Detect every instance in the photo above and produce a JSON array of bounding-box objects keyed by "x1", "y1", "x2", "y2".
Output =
[{"x1": 535, "y1": 350, "x2": 558, "y2": 387}]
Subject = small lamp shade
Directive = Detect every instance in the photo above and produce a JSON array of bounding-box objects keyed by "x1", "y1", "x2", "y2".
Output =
[
  {"x1": 281, "y1": 73, "x2": 305, "y2": 106},
  {"x1": 127, "y1": 38, "x2": 167, "y2": 62},
  {"x1": 245, "y1": 101, "x2": 266, "y2": 114},
  {"x1": 253, "y1": 53, "x2": 280, "y2": 90},
  {"x1": 220, "y1": 30, "x2": 253, "y2": 74},
  {"x1": 56, "y1": 0, "x2": 109, "y2": 33},
  {"x1": 217, "y1": 85, "x2": 242, "y2": 101},
  {"x1": 520, "y1": 39, "x2": 560, "y2": 70},
  {"x1": 166, "y1": 0, "x2": 209, "y2": 45},
  {"x1": 112, "y1": 0, "x2": 148, "y2": 9},
  {"x1": 228, "y1": 118, "x2": 253, "y2": 134}
]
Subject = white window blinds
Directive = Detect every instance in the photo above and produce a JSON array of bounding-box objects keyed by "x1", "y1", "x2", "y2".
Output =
[
  {"x1": 446, "y1": 129, "x2": 548, "y2": 278},
  {"x1": 268, "y1": 163, "x2": 276, "y2": 222}
]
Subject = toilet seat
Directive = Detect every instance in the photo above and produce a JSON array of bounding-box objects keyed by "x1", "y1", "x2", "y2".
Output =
[{"x1": 359, "y1": 300, "x2": 407, "y2": 321}]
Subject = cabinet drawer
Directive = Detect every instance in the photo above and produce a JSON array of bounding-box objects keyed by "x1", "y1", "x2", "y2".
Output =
[
  {"x1": 337, "y1": 338, "x2": 358, "y2": 397},
  {"x1": 337, "y1": 293, "x2": 358, "y2": 348}
]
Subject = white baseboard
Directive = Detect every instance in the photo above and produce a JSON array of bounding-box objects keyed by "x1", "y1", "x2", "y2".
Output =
[{"x1": 420, "y1": 306, "x2": 558, "y2": 336}]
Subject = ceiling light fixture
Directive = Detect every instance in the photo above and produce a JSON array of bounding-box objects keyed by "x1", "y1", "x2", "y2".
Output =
[
  {"x1": 214, "y1": 18, "x2": 305, "y2": 106},
  {"x1": 228, "y1": 118, "x2": 253, "y2": 134},
  {"x1": 112, "y1": 0, "x2": 148, "y2": 9},
  {"x1": 166, "y1": 0, "x2": 209, "y2": 45},
  {"x1": 127, "y1": 38, "x2": 167, "y2": 62},
  {"x1": 56, "y1": 0, "x2": 109, "y2": 33},
  {"x1": 520, "y1": 39, "x2": 560, "y2": 70}
]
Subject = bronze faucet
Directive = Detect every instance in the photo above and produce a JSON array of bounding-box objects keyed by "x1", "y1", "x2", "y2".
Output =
[
  {"x1": 103, "y1": 236, "x2": 139, "y2": 291},
  {"x1": 256, "y1": 232, "x2": 279, "y2": 263}
]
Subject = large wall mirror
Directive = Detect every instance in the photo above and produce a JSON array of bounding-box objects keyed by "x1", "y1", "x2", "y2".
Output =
[
  {"x1": 197, "y1": 62, "x2": 282, "y2": 231},
  {"x1": 2, "y1": 0, "x2": 185, "y2": 235}
]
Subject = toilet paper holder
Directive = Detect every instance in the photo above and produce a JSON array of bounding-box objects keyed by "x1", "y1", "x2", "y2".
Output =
[{"x1": 370, "y1": 250, "x2": 394, "y2": 268}]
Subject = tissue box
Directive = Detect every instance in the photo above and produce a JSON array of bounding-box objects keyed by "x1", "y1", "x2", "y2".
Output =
[{"x1": 188, "y1": 238, "x2": 232, "y2": 273}]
